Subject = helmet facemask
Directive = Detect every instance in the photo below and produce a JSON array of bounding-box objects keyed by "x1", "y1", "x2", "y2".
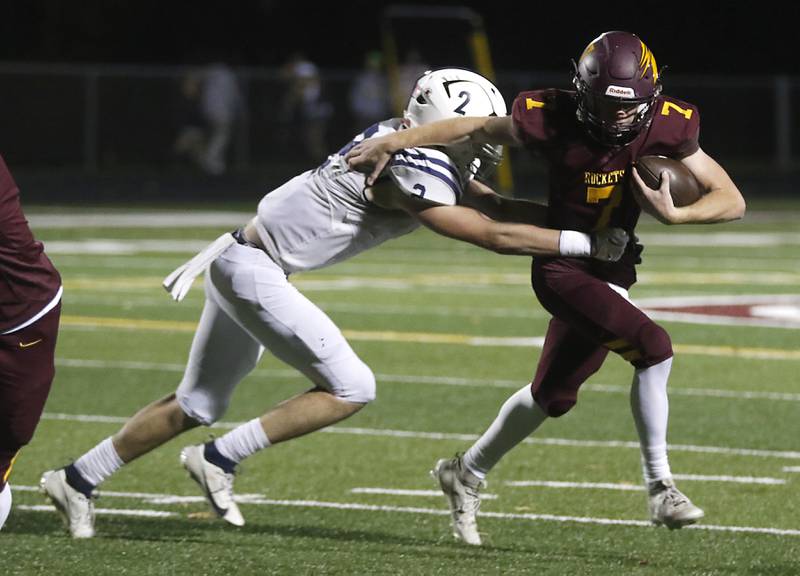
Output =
[{"x1": 574, "y1": 72, "x2": 661, "y2": 145}]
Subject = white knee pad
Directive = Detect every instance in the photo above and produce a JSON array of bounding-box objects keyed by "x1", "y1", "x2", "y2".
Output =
[
  {"x1": 176, "y1": 386, "x2": 230, "y2": 426},
  {"x1": 331, "y1": 360, "x2": 376, "y2": 404},
  {"x1": 0, "y1": 483, "x2": 11, "y2": 531}
]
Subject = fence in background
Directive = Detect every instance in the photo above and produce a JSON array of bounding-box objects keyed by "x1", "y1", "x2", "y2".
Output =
[{"x1": 0, "y1": 63, "x2": 797, "y2": 196}]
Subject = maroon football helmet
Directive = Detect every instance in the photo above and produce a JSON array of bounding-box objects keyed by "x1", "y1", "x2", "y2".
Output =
[{"x1": 573, "y1": 31, "x2": 662, "y2": 146}]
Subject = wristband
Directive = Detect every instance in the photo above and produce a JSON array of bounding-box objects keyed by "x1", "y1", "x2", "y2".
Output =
[{"x1": 558, "y1": 230, "x2": 592, "y2": 257}]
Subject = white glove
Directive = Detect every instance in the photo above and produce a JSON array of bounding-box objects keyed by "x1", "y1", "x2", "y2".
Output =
[
  {"x1": 590, "y1": 228, "x2": 629, "y2": 262},
  {"x1": 162, "y1": 232, "x2": 236, "y2": 301}
]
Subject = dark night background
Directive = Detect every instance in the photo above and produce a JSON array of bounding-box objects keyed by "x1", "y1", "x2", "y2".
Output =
[
  {"x1": 0, "y1": 1, "x2": 797, "y2": 201},
  {"x1": 1, "y1": 1, "x2": 796, "y2": 75}
]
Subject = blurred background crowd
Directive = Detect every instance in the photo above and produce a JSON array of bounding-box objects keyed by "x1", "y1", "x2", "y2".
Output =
[{"x1": 0, "y1": 1, "x2": 796, "y2": 202}]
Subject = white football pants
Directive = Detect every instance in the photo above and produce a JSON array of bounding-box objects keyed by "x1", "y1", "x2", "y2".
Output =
[{"x1": 176, "y1": 243, "x2": 375, "y2": 424}]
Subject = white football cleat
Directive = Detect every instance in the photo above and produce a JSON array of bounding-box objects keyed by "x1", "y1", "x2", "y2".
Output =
[
  {"x1": 648, "y1": 478, "x2": 704, "y2": 529},
  {"x1": 40, "y1": 469, "x2": 95, "y2": 539},
  {"x1": 180, "y1": 445, "x2": 244, "y2": 526},
  {"x1": 432, "y1": 456, "x2": 484, "y2": 545}
]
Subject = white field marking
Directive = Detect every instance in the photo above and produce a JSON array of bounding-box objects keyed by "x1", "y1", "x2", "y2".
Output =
[
  {"x1": 324, "y1": 427, "x2": 800, "y2": 460},
  {"x1": 505, "y1": 475, "x2": 786, "y2": 490},
  {"x1": 44, "y1": 240, "x2": 214, "y2": 255},
  {"x1": 349, "y1": 487, "x2": 498, "y2": 500},
  {"x1": 586, "y1": 383, "x2": 800, "y2": 403},
  {"x1": 505, "y1": 481, "x2": 643, "y2": 491},
  {"x1": 671, "y1": 474, "x2": 787, "y2": 485},
  {"x1": 636, "y1": 293, "x2": 800, "y2": 308},
  {"x1": 54, "y1": 358, "x2": 800, "y2": 402},
  {"x1": 17, "y1": 504, "x2": 176, "y2": 518},
  {"x1": 637, "y1": 232, "x2": 800, "y2": 247},
  {"x1": 12, "y1": 485, "x2": 266, "y2": 504},
  {"x1": 37, "y1": 413, "x2": 800, "y2": 461},
  {"x1": 644, "y1": 310, "x2": 800, "y2": 330},
  {"x1": 637, "y1": 271, "x2": 800, "y2": 286},
  {"x1": 14, "y1": 486, "x2": 800, "y2": 537},
  {"x1": 28, "y1": 211, "x2": 252, "y2": 229},
  {"x1": 637, "y1": 293, "x2": 800, "y2": 330},
  {"x1": 783, "y1": 467, "x2": 800, "y2": 473},
  {"x1": 51, "y1": 256, "x2": 194, "y2": 270}
]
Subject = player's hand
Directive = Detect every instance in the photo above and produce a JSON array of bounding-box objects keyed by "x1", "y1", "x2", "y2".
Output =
[
  {"x1": 590, "y1": 227, "x2": 629, "y2": 262},
  {"x1": 630, "y1": 167, "x2": 679, "y2": 225},
  {"x1": 345, "y1": 136, "x2": 395, "y2": 186}
]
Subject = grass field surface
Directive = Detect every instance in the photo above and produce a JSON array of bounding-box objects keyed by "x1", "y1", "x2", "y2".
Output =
[{"x1": 3, "y1": 200, "x2": 799, "y2": 575}]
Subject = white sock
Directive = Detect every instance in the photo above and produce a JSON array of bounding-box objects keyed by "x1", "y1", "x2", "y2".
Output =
[
  {"x1": 0, "y1": 483, "x2": 11, "y2": 531},
  {"x1": 630, "y1": 357, "x2": 673, "y2": 484},
  {"x1": 462, "y1": 385, "x2": 549, "y2": 479},
  {"x1": 73, "y1": 437, "x2": 125, "y2": 487},
  {"x1": 214, "y1": 418, "x2": 270, "y2": 464}
]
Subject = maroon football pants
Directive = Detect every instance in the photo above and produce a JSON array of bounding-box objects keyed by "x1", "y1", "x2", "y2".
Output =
[
  {"x1": 530, "y1": 259, "x2": 671, "y2": 417},
  {"x1": 0, "y1": 302, "x2": 60, "y2": 489}
]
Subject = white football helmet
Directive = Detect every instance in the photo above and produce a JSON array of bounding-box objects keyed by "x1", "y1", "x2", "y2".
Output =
[{"x1": 404, "y1": 68, "x2": 507, "y2": 179}]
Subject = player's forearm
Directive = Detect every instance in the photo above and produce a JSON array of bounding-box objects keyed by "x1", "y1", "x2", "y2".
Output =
[
  {"x1": 390, "y1": 117, "x2": 492, "y2": 151},
  {"x1": 484, "y1": 223, "x2": 561, "y2": 256},
  {"x1": 672, "y1": 186, "x2": 746, "y2": 224}
]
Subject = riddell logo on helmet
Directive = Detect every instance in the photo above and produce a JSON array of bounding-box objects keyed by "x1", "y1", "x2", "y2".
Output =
[{"x1": 605, "y1": 85, "x2": 635, "y2": 98}]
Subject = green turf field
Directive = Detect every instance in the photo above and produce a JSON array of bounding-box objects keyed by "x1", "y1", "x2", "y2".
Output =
[{"x1": 3, "y1": 200, "x2": 799, "y2": 575}]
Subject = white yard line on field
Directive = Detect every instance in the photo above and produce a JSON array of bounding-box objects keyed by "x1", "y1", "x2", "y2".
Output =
[
  {"x1": 39, "y1": 413, "x2": 800, "y2": 460},
  {"x1": 504, "y1": 475, "x2": 786, "y2": 490},
  {"x1": 54, "y1": 357, "x2": 800, "y2": 401},
  {"x1": 28, "y1": 212, "x2": 252, "y2": 229},
  {"x1": 17, "y1": 504, "x2": 175, "y2": 518},
  {"x1": 349, "y1": 488, "x2": 498, "y2": 499},
  {"x1": 14, "y1": 487, "x2": 800, "y2": 537}
]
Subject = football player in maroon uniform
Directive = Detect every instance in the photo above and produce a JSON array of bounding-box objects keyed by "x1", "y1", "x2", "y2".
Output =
[
  {"x1": 346, "y1": 31, "x2": 745, "y2": 544},
  {"x1": 0, "y1": 155, "x2": 62, "y2": 530}
]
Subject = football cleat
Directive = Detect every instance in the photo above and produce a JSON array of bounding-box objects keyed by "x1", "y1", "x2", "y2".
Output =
[
  {"x1": 431, "y1": 455, "x2": 484, "y2": 545},
  {"x1": 648, "y1": 478, "x2": 704, "y2": 529},
  {"x1": 180, "y1": 444, "x2": 244, "y2": 526},
  {"x1": 40, "y1": 469, "x2": 95, "y2": 539}
]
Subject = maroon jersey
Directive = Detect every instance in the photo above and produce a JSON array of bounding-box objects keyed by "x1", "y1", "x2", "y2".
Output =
[
  {"x1": 0, "y1": 155, "x2": 61, "y2": 332},
  {"x1": 512, "y1": 88, "x2": 699, "y2": 288}
]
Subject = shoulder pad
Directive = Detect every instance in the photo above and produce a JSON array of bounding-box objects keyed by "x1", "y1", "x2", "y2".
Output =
[
  {"x1": 649, "y1": 96, "x2": 700, "y2": 159},
  {"x1": 387, "y1": 147, "x2": 463, "y2": 206}
]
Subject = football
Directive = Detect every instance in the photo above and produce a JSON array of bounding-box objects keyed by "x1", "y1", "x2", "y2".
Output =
[{"x1": 633, "y1": 155, "x2": 704, "y2": 207}]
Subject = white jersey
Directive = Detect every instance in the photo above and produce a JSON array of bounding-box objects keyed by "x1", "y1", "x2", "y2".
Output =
[{"x1": 253, "y1": 119, "x2": 470, "y2": 274}]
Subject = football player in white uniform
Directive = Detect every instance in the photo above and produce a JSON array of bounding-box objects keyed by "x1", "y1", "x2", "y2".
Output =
[{"x1": 41, "y1": 68, "x2": 628, "y2": 538}]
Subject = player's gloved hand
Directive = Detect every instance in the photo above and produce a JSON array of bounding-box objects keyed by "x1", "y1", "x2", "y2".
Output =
[
  {"x1": 162, "y1": 232, "x2": 236, "y2": 301},
  {"x1": 590, "y1": 227, "x2": 629, "y2": 262}
]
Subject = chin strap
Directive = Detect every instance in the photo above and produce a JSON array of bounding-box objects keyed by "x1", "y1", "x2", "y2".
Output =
[{"x1": 162, "y1": 232, "x2": 237, "y2": 302}]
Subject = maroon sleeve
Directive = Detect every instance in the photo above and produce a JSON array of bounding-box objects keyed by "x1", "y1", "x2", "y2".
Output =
[
  {"x1": 648, "y1": 96, "x2": 700, "y2": 159},
  {"x1": 511, "y1": 90, "x2": 551, "y2": 148}
]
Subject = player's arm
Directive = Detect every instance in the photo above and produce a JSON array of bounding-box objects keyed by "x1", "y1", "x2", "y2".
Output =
[
  {"x1": 346, "y1": 116, "x2": 519, "y2": 185},
  {"x1": 370, "y1": 180, "x2": 626, "y2": 260},
  {"x1": 632, "y1": 148, "x2": 746, "y2": 225},
  {"x1": 416, "y1": 202, "x2": 560, "y2": 256},
  {"x1": 462, "y1": 179, "x2": 548, "y2": 226}
]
